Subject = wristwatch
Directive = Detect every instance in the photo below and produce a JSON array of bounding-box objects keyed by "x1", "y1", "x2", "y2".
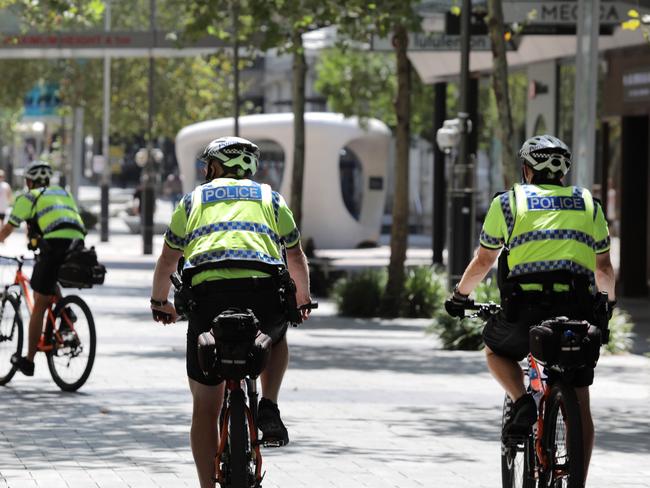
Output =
[
  {"x1": 453, "y1": 284, "x2": 469, "y2": 299},
  {"x1": 150, "y1": 298, "x2": 169, "y2": 307}
]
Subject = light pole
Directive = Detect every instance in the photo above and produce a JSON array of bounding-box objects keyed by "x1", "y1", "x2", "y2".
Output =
[
  {"x1": 141, "y1": 0, "x2": 157, "y2": 255},
  {"x1": 447, "y1": 0, "x2": 475, "y2": 287},
  {"x1": 100, "y1": 0, "x2": 111, "y2": 242}
]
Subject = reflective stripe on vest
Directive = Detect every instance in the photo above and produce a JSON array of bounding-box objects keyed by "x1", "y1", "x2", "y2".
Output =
[
  {"x1": 33, "y1": 186, "x2": 85, "y2": 237},
  {"x1": 182, "y1": 179, "x2": 285, "y2": 274},
  {"x1": 506, "y1": 183, "x2": 598, "y2": 280}
]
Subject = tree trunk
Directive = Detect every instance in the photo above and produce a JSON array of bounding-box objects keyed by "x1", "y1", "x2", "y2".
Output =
[
  {"x1": 381, "y1": 24, "x2": 411, "y2": 317},
  {"x1": 290, "y1": 30, "x2": 307, "y2": 229},
  {"x1": 487, "y1": 0, "x2": 518, "y2": 188}
]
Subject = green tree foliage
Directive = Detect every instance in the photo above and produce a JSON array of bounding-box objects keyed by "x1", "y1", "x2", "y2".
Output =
[
  {"x1": 333, "y1": 0, "x2": 422, "y2": 317},
  {"x1": 179, "y1": 0, "x2": 341, "y2": 227},
  {"x1": 0, "y1": 1, "x2": 245, "y2": 144},
  {"x1": 0, "y1": 0, "x2": 105, "y2": 30},
  {"x1": 315, "y1": 46, "x2": 436, "y2": 141}
]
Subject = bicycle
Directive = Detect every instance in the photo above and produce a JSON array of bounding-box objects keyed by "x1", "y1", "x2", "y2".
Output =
[
  {"x1": 197, "y1": 303, "x2": 317, "y2": 488},
  {"x1": 0, "y1": 255, "x2": 96, "y2": 392},
  {"x1": 464, "y1": 301, "x2": 598, "y2": 488}
]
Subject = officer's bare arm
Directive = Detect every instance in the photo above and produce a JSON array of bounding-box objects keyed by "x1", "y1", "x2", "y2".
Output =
[
  {"x1": 595, "y1": 252, "x2": 616, "y2": 300},
  {"x1": 457, "y1": 246, "x2": 501, "y2": 296},
  {"x1": 0, "y1": 223, "x2": 15, "y2": 243},
  {"x1": 286, "y1": 243, "x2": 310, "y2": 306},
  {"x1": 152, "y1": 244, "x2": 184, "y2": 302}
]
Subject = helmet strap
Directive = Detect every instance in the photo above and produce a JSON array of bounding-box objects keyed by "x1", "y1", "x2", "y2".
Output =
[{"x1": 204, "y1": 161, "x2": 219, "y2": 182}]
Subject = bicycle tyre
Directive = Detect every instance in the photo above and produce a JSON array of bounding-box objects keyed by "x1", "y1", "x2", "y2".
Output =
[
  {"x1": 501, "y1": 395, "x2": 535, "y2": 488},
  {"x1": 46, "y1": 295, "x2": 96, "y2": 392},
  {"x1": 0, "y1": 294, "x2": 23, "y2": 386},
  {"x1": 539, "y1": 383, "x2": 584, "y2": 488},
  {"x1": 228, "y1": 388, "x2": 251, "y2": 488}
]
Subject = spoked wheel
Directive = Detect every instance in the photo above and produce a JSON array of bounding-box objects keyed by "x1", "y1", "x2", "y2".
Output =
[
  {"x1": 46, "y1": 295, "x2": 96, "y2": 392},
  {"x1": 501, "y1": 395, "x2": 535, "y2": 488},
  {"x1": 227, "y1": 388, "x2": 254, "y2": 488},
  {"x1": 539, "y1": 384, "x2": 584, "y2": 488},
  {"x1": 0, "y1": 294, "x2": 23, "y2": 385}
]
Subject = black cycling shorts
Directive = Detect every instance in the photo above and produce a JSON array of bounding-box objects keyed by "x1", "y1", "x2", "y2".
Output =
[
  {"x1": 186, "y1": 277, "x2": 288, "y2": 386},
  {"x1": 31, "y1": 238, "x2": 75, "y2": 296},
  {"x1": 483, "y1": 296, "x2": 596, "y2": 387}
]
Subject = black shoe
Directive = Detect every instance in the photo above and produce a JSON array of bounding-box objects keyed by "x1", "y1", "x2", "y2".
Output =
[
  {"x1": 502, "y1": 393, "x2": 537, "y2": 440},
  {"x1": 10, "y1": 354, "x2": 34, "y2": 377},
  {"x1": 257, "y1": 398, "x2": 289, "y2": 447}
]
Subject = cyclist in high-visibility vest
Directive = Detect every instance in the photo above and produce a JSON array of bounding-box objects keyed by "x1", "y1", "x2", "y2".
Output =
[
  {"x1": 150, "y1": 137, "x2": 311, "y2": 488},
  {"x1": 445, "y1": 135, "x2": 616, "y2": 478},
  {"x1": 0, "y1": 161, "x2": 86, "y2": 377}
]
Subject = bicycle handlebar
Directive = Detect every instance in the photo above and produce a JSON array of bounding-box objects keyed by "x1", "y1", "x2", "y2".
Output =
[{"x1": 462, "y1": 301, "x2": 502, "y2": 320}]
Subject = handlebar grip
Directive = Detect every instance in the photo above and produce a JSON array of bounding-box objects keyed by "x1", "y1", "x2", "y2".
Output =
[{"x1": 299, "y1": 301, "x2": 318, "y2": 311}]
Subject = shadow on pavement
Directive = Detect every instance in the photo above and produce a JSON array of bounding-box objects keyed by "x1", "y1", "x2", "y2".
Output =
[
  {"x1": 288, "y1": 341, "x2": 486, "y2": 376},
  {"x1": 0, "y1": 386, "x2": 190, "y2": 471}
]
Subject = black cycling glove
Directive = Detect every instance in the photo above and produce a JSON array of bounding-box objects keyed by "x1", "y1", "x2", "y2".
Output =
[{"x1": 445, "y1": 285, "x2": 471, "y2": 318}]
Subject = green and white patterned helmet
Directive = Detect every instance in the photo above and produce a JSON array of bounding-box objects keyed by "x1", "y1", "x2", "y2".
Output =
[
  {"x1": 518, "y1": 134, "x2": 572, "y2": 177},
  {"x1": 25, "y1": 160, "x2": 53, "y2": 184},
  {"x1": 199, "y1": 136, "x2": 260, "y2": 178}
]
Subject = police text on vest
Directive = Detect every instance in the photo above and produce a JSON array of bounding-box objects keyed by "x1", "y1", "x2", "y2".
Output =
[
  {"x1": 202, "y1": 185, "x2": 262, "y2": 204},
  {"x1": 526, "y1": 196, "x2": 586, "y2": 211}
]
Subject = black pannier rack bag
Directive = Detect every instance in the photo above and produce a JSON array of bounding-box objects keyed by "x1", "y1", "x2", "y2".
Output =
[
  {"x1": 57, "y1": 243, "x2": 106, "y2": 289},
  {"x1": 197, "y1": 308, "x2": 272, "y2": 380},
  {"x1": 529, "y1": 316, "x2": 601, "y2": 371}
]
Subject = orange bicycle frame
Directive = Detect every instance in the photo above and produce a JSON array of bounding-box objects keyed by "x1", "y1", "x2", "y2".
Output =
[
  {"x1": 528, "y1": 354, "x2": 551, "y2": 472},
  {"x1": 12, "y1": 264, "x2": 67, "y2": 353}
]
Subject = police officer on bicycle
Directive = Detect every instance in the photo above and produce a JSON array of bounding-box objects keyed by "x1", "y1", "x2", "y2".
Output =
[
  {"x1": 150, "y1": 136, "x2": 311, "y2": 488},
  {"x1": 445, "y1": 135, "x2": 616, "y2": 478},
  {"x1": 0, "y1": 160, "x2": 86, "y2": 376}
]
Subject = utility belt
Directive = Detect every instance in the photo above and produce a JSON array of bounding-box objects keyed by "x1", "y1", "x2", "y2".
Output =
[
  {"x1": 500, "y1": 281, "x2": 593, "y2": 321},
  {"x1": 175, "y1": 259, "x2": 299, "y2": 323},
  {"x1": 27, "y1": 220, "x2": 86, "y2": 251}
]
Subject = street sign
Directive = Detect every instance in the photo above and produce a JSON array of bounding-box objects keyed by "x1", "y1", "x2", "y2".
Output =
[
  {"x1": 372, "y1": 32, "x2": 517, "y2": 52},
  {"x1": 503, "y1": 1, "x2": 650, "y2": 25},
  {"x1": 0, "y1": 30, "x2": 232, "y2": 58}
]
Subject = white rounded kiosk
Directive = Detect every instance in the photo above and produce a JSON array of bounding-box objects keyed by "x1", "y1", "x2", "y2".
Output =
[{"x1": 175, "y1": 113, "x2": 390, "y2": 248}]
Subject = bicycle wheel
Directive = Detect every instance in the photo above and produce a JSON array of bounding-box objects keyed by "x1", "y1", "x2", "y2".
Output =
[
  {"x1": 0, "y1": 294, "x2": 23, "y2": 385},
  {"x1": 228, "y1": 388, "x2": 252, "y2": 488},
  {"x1": 539, "y1": 383, "x2": 584, "y2": 488},
  {"x1": 46, "y1": 295, "x2": 96, "y2": 392},
  {"x1": 501, "y1": 395, "x2": 536, "y2": 488}
]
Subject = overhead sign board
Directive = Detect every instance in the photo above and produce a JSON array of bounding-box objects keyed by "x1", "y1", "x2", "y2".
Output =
[
  {"x1": 372, "y1": 32, "x2": 517, "y2": 52},
  {"x1": 503, "y1": 1, "x2": 650, "y2": 25},
  {"x1": 0, "y1": 31, "x2": 226, "y2": 50}
]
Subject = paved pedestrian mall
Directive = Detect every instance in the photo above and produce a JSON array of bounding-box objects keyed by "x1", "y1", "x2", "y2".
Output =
[{"x1": 0, "y1": 229, "x2": 648, "y2": 487}]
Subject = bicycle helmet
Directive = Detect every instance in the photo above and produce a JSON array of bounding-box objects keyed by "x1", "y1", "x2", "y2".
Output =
[
  {"x1": 518, "y1": 135, "x2": 572, "y2": 177},
  {"x1": 199, "y1": 136, "x2": 260, "y2": 178},
  {"x1": 24, "y1": 160, "x2": 53, "y2": 184}
]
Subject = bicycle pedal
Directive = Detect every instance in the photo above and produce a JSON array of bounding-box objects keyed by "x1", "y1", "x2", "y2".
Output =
[{"x1": 261, "y1": 439, "x2": 286, "y2": 448}]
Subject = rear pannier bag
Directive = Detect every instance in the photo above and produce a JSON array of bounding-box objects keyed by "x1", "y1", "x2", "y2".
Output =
[
  {"x1": 197, "y1": 309, "x2": 271, "y2": 380},
  {"x1": 58, "y1": 245, "x2": 106, "y2": 289},
  {"x1": 529, "y1": 317, "x2": 601, "y2": 370}
]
